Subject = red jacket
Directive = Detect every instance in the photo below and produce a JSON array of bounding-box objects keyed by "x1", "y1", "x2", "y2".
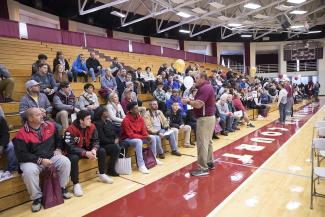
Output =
[{"x1": 120, "y1": 112, "x2": 148, "y2": 140}]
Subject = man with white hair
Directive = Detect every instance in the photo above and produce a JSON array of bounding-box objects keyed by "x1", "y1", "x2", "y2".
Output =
[{"x1": 216, "y1": 93, "x2": 235, "y2": 132}]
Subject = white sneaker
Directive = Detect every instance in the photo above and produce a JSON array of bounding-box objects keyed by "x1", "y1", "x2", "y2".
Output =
[
  {"x1": 0, "y1": 171, "x2": 13, "y2": 181},
  {"x1": 73, "y1": 183, "x2": 83, "y2": 197},
  {"x1": 138, "y1": 165, "x2": 149, "y2": 174},
  {"x1": 0, "y1": 170, "x2": 4, "y2": 179},
  {"x1": 98, "y1": 174, "x2": 113, "y2": 184},
  {"x1": 156, "y1": 159, "x2": 163, "y2": 165}
]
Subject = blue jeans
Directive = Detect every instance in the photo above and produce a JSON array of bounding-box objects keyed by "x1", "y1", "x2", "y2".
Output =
[
  {"x1": 155, "y1": 129, "x2": 178, "y2": 154},
  {"x1": 89, "y1": 68, "x2": 105, "y2": 81},
  {"x1": 123, "y1": 135, "x2": 157, "y2": 167},
  {"x1": 4, "y1": 142, "x2": 18, "y2": 172},
  {"x1": 279, "y1": 103, "x2": 287, "y2": 123},
  {"x1": 220, "y1": 114, "x2": 234, "y2": 131}
]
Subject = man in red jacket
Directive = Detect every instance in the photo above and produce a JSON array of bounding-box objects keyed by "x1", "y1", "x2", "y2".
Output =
[
  {"x1": 121, "y1": 102, "x2": 158, "y2": 174},
  {"x1": 13, "y1": 108, "x2": 71, "y2": 212},
  {"x1": 64, "y1": 110, "x2": 113, "y2": 198}
]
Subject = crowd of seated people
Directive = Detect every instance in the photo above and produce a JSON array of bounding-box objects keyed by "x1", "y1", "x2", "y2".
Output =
[{"x1": 0, "y1": 49, "x2": 319, "y2": 213}]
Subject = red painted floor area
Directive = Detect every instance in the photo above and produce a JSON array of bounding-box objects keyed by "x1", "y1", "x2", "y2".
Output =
[{"x1": 85, "y1": 103, "x2": 320, "y2": 217}]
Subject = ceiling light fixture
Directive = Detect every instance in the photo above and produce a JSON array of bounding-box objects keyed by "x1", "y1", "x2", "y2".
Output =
[
  {"x1": 287, "y1": 0, "x2": 306, "y2": 4},
  {"x1": 290, "y1": 10, "x2": 307, "y2": 15},
  {"x1": 111, "y1": 11, "x2": 126, "y2": 18},
  {"x1": 228, "y1": 23, "x2": 242, "y2": 27},
  {"x1": 244, "y1": 3, "x2": 261, "y2": 9},
  {"x1": 177, "y1": 11, "x2": 191, "y2": 18},
  {"x1": 305, "y1": 30, "x2": 322, "y2": 34},
  {"x1": 179, "y1": 29, "x2": 190, "y2": 33},
  {"x1": 290, "y1": 25, "x2": 304, "y2": 29},
  {"x1": 241, "y1": 35, "x2": 252, "y2": 38}
]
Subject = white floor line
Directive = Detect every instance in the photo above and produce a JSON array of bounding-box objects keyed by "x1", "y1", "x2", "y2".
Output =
[{"x1": 207, "y1": 104, "x2": 323, "y2": 217}]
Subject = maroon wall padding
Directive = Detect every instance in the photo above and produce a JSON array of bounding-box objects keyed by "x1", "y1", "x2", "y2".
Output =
[
  {"x1": 162, "y1": 47, "x2": 186, "y2": 59},
  {"x1": 61, "y1": 31, "x2": 85, "y2": 47},
  {"x1": 205, "y1": 55, "x2": 217, "y2": 64},
  {"x1": 0, "y1": 19, "x2": 19, "y2": 38},
  {"x1": 186, "y1": 52, "x2": 205, "y2": 62},
  {"x1": 27, "y1": 24, "x2": 62, "y2": 43},
  {"x1": 0, "y1": 0, "x2": 9, "y2": 19},
  {"x1": 244, "y1": 42, "x2": 250, "y2": 70},
  {"x1": 144, "y1": 36, "x2": 151, "y2": 44},
  {"x1": 132, "y1": 42, "x2": 161, "y2": 56},
  {"x1": 86, "y1": 34, "x2": 129, "y2": 52},
  {"x1": 179, "y1": 40, "x2": 184, "y2": 51},
  {"x1": 59, "y1": 17, "x2": 69, "y2": 31},
  {"x1": 106, "y1": 29, "x2": 113, "y2": 38}
]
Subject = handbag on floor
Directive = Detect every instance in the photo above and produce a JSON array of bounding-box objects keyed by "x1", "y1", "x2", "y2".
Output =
[
  {"x1": 115, "y1": 148, "x2": 132, "y2": 175},
  {"x1": 142, "y1": 147, "x2": 157, "y2": 169},
  {"x1": 42, "y1": 165, "x2": 64, "y2": 209}
]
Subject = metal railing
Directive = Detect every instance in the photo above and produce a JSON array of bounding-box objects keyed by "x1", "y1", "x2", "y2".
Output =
[
  {"x1": 257, "y1": 64, "x2": 279, "y2": 74},
  {"x1": 287, "y1": 60, "x2": 317, "y2": 72}
]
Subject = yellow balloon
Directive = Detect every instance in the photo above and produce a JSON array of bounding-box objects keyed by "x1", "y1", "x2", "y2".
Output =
[
  {"x1": 250, "y1": 67, "x2": 256, "y2": 77},
  {"x1": 174, "y1": 59, "x2": 185, "y2": 73}
]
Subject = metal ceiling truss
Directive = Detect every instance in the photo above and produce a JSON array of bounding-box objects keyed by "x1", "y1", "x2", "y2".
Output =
[
  {"x1": 78, "y1": 0, "x2": 129, "y2": 15},
  {"x1": 219, "y1": 0, "x2": 319, "y2": 40},
  {"x1": 121, "y1": 0, "x2": 201, "y2": 27},
  {"x1": 190, "y1": 0, "x2": 287, "y2": 37},
  {"x1": 156, "y1": 0, "x2": 252, "y2": 34}
]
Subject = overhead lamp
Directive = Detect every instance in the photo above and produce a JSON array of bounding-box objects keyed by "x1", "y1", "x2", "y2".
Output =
[
  {"x1": 228, "y1": 23, "x2": 242, "y2": 27},
  {"x1": 241, "y1": 35, "x2": 252, "y2": 38},
  {"x1": 290, "y1": 25, "x2": 304, "y2": 29},
  {"x1": 179, "y1": 29, "x2": 190, "y2": 34},
  {"x1": 305, "y1": 30, "x2": 322, "y2": 34},
  {"x1": 244, "y1": 3, "x2": 261, "y2": 9},
  {"x1": 287, "y1": 0, "x2": 306, "y2": 4},
  {"x1": 290, "y1": 10, "x2": 307, "y2": 15},
  {"x1": 177, "y1": 11, "x2": 191, "y2": 18},
  {"x1": 111, "y1": 11, "x2": 126, "y2": 18}
]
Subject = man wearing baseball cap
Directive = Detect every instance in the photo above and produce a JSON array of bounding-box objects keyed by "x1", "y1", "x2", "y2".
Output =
[{"x1": 19, "y1": 80, "x2": 52, "y2": 122}]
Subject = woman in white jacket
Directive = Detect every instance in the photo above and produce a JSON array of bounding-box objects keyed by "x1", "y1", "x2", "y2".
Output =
[{"x1": 107, "y1": 92, "x2": 125, "y2": 132}]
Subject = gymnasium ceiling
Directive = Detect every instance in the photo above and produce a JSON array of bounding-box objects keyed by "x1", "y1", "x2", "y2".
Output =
[{"x1": 18, "y1": 0, "x2": 325, "y2": 42}]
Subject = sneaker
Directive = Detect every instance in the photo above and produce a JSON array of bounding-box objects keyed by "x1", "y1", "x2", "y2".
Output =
[
  {"x1": 156, "y1": 159, "x2": 163, "y2": 165},
  {"x1": 228, "y1": 129, "x2": 234, "y2": 132},
  {"x1": 98, "y1": 174, "x2": 113, "y2": 184},
  {"x1": 31, "y1": 198, "x2": 42, "y2": 212},
  {"x1": 190, "y1": 168, "x2": 209, "y2": 177},
  {"x1": 234, "y1": 127, "x2": 240, "y2": 131},
  {"x1": 207, "y1": 162, "x2": 215, "y2": 170},
  {"x1": 0, "y1": 171, "x2": 13, "y2": 181},
  {"x1": 184, "y1": 144, "x2": 194, "y2": 148},
  {"x1": 139, "y1": 165, "x2": 149, "y2": 174},
  {"x1": 221, "y1": 131, "x2": 228, "y2": 136},
  {"x1": 171, "y1": 150, "x2": 182, "y2": 156},
  {"x1": 213, "y1": 134, "x2": 220, "y2": 139},
  {"x1": 73, "y1": 183, "x2": 83, "y2": 197},
  {"x1": 158, "y1": 153, "x2": 165, "y2": 159},
  {"x1": 247, "y1": 123, "x2": 255, "y2": 128},
  {"x1": 0, "y1": 170, "x2": 4, "y2": 178},
  {"x1": 107, "y1": 171, "x2": 119, "y2": 177},
  {"x1": 61, "y1": 188, "x2": 72, "y2": 199}
]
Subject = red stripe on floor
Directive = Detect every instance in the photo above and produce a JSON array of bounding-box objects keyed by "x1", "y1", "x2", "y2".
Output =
[{"x1": 85, "y1": 103, "x2": 320, "y2": 217}]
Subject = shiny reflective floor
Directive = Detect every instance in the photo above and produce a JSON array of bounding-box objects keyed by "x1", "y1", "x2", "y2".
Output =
[{"x1": 85, "y1": 103, "x2": 321, "y2": 217}]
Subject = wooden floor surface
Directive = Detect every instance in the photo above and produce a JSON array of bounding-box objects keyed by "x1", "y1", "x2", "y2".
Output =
[
  {"x1": 0, "y1": 100, "x2": 321, "y2": 217},
  {"x1": 209, "y1": 103, "x2": 325, "y2": 217}
]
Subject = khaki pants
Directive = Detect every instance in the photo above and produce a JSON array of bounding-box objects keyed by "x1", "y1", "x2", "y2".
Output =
[
  {"x1": 172, "y1": 125, "x2": 191, "y2": 146},
  {"x1": 56, "y1": 110, "x2": 69, "y2": 130},
  {"x1": 196, "y1": 116, "x2": 215, "y2": 170},
  {"x1": 0, "y1": 78, "x2": 14, "y2": 98}
]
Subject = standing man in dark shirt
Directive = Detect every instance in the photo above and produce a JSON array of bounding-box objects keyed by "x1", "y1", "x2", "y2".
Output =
[{"x1": 182, "y1": 72, "x2": 216, "y2": 176}]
